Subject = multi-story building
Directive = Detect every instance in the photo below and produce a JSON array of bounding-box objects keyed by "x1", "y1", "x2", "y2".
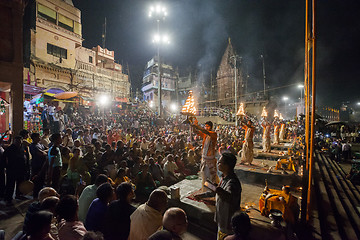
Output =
[
  {"x1": 23, "y1": 0, "x2": 130, "y2": 101},
  {"x1": 141, "y1": 56, "x2": 177, "y2": 110}
]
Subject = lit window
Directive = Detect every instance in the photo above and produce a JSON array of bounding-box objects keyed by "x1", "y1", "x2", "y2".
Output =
[
  {"x1": 58, "y1": 14, "x2": 74, "y2": 32},
  {"x1": 37, "y1": 4, "x2": 56, "y2": 24}
]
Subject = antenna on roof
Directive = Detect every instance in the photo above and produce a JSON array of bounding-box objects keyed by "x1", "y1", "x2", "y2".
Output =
[{"x1": 102, "y1": 17, "x2": 107, "y2": 49}]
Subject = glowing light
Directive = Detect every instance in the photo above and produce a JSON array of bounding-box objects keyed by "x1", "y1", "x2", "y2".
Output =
[
  {"x1": 283, "y1": 96, "x2": 289, "y2": 101},
  {"x1": 181, "y1": 90, "x2": 196, "y2": 116},
  {"x1": 261, "y1": 106, "x2": 268, "y2": 117},
  {"x1": 149, "y1": 101, "x2": 154, "y2": 108},
  {"x1": 170, "y1": 103, "x2": 178, "y2": 112},
  {"x1": 297, "y1": 84, "x2": 304, "y2": 89},
  {"x1": 98, "y1": 95, "x2": 109, "y2": 106},
  {"x1": 279, "y1": 113, "x2": 284, "y2": 120},
  {"x1": 236, "y1": 102, "x2": 245, "y2": 116},
  {"x1": 274, "y1": 110, "x2": 279, "y2": 118}
]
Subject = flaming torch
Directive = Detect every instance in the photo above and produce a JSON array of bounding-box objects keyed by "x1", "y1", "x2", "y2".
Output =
[
  {"x1": 236, "y1": 102, "x2": 245, "y2": 122},
  {"x1": 181, "y1": 90, "x2": 197, "y2": 124},
  {"x1": 274, "y1": 110, "x2": 279, "y2": 119},
  {"x1": 261, "y1": 106, "x2": 268, "y2": 118},
  {"x1": 279, "y1": 113, "x2": 284, "y2": 121}
]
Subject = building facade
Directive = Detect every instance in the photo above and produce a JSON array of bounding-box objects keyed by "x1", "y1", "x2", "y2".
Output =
[
  {"x1": 24, "y1": 0, "x2": 130, "y2": 100},
  {"x1": 141, "y1": 56, "x2": 177, "y2": 110}
]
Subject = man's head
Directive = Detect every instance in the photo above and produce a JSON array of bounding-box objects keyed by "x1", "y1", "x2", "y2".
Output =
[
  {"x1": 147, "y1": 189, "x2": 168, "y2": 214},
  {"x1": 116, "y1": 182, "x2": 135, "y2": 203},
  {"x1": 231, "y1": 211, "x2": 251, "y2": 237},
  {"x1": 162, "y1": 207, "x2": 188, "y2": 236},
  {"x1": 205, "y1": 121, "x2": 213, "y2": 131},
  {"x1": 218, "y1": 152, "x2": 237, "y2": 174},
  {"x1": 38, "y1": 187, "x2": 59, "y2": 202},
  {"x1": 94, "y1": 174, "x2": 109, "y2": 187}
]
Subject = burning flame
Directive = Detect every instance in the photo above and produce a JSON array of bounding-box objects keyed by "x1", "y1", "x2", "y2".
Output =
[
  {"x1": 274, "y1": 110, "x2": 279, "y2": 118},
  {"x1": 181, "y1": 90, "x2": 196, "y2": 116},
  {"x1": 261, "y1": 106, "x2": 268, "y2": 117},
  {"x1": 236, "y1": 102, "x2": 245, "y2": 116},
  {"x1": 279, "y1": 113, "x2": 283, "y2": 120}
]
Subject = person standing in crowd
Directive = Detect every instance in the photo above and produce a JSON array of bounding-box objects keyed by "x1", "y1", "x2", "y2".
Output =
[
  {"x1": 195, "y1": 153, "x2": 241, "y2": 240},
  {"x1": 3, "y1": 136, "x2": 27, "y2": 205},
  {"x1": 191, "y1": 119, "x2": 219, "y2": 191},
  {"x1": 148, "y1": 207, "x2": 188, "y2": 240},
  {"x1": 41, "y1": 128, "x2": 51, "y2": 148},
  {"x1": 0, "y1": 130, "x2": 9, "y2": 200},
  {"x1": 85, "y1": 183, "x2": 114, "y2": 233},
  {"x1": 128, "y1": 189, "x2": 168, "y2": 240},
  {"x1": 48, "y1": 133, "x2": 63, "y2": 191},
  {"x1": 103, "y1": 182, "x2": 136, "y2": 240},
  {"x1": 29, "y1": 132, "x2": 48, "y2": 199},
  {"x1": 240, "y1": 120, "x2": 255, "y2": 165},
  {"x1": 78, "y1": 174, "x2": 109, "y2": 222}
]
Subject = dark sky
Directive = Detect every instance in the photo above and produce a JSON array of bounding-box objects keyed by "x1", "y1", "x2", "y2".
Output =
[{"x1": 73, "y1": 0, "x2": 360, "y2": 107}]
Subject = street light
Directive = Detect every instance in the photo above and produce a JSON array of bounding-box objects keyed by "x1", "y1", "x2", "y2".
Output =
[
  {"x1": 149, "y1": 3, "x2": 167, "y2": 118},
  {"x1": 98, "y1": 94, "x2": 109, "y2": 129},
  {"x1": 170, "y1": 103, "x2": 178, "y2": 113}
]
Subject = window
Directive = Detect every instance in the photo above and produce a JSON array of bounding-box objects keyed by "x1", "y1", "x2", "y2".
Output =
[
  {"x1": 89, "y1": 56, "x2": 93, "y2": 63},
  {"x1": 74, "y1": 21, "x2": 81, "y2": 35},
  {"x1": 47, "y1": 43, "x2": 67, "y2": 59},
  {"x1": 37, "y1": 4, "x2": 56, "y2": 24},
  {"x1": 58, "y1": 14, "x2": 73, "y2": 32}
]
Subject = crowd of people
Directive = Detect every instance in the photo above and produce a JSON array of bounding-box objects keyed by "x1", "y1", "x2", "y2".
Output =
[{"x1": 0, "y1": 102, "x2": 323, "y2": 240}]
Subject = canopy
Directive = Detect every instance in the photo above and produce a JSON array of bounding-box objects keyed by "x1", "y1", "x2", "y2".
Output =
[{"x1": 54, "y1": 92, "x2": 78, "y2": 100}]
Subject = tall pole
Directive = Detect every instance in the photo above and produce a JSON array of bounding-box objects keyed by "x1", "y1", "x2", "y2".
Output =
[
  {"x1": 157, "y1": 19, "x2": 162, "y2": 118},
  {"x1": 306, "y1": 0, "x2": 316, "y2": 222},
  {"x1": 261, "y1": 55, "x2": 266, "y2": 96},
  {"x1": 230, "y1": 55, "x2": 240, "y2": 126}
]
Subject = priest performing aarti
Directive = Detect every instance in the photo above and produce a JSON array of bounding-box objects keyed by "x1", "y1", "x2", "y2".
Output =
[
  {"x1": 261, "y1": 120, "x2": 271, "y2": 153},
  {"x1": 237, "y1": 103, "x2": 255, "y2": 165},
  {"x1": 261, "y1": 107, "x2": 271, "y2": 153},
  {"x1": 273, "y1": 110, "x2": 280, "y2": 145},
  {"x1": 180, "y1": 91, "x2": 219, "y2": 190},
  {"x1": 240, "y1": 119, "x2": 255, "y2": 165},
  {"x1": 279, "y1": 121, "x2": 286, "y2": 141}
]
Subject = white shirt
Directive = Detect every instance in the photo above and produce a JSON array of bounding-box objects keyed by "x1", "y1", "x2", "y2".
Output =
[
  {"x1": 163, "y1": 160, "x2": 178, "y2": 177},
  {"x1": 128, "y1": 203, "x2": 162, "y2": 240}
]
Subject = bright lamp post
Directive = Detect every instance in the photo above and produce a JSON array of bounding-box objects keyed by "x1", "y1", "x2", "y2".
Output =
[
  {"x1": 98, "y1": 94, "x2": 109, "y2": 129},
  {"x1": 149, "y1": 4, "x2": 168, "y2": 118}
]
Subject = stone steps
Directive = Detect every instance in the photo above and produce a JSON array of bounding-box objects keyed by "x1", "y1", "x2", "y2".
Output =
[{"x1": 313, "y1": 151, "x2": 360, "y2": 239}]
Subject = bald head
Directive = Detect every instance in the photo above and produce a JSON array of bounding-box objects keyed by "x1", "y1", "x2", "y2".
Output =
[
  {"x1": 38, "y1": 187, "x2": 59, "y2": 202},
  {"x1": 147, "y1": 189, "x2": 168, "y2": 214},
  {"x1": 163, "y1": 208, "x2": 188, "y2": 236}
]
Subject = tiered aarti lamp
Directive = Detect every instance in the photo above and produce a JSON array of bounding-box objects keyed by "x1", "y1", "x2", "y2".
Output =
[
  {"x1": 279, "y1": 113, "x2": 284, "y2": 121},
  {"x1": 274, "y1": 110, "x2": 279, "y2": 119},
  {"x1": 236, "y1": 102, "x2": 246, "y2": 122},
  {"x1": 181, "y1": 90, "x2": 197, "y2": 124},
  {"x1": 261, "y1": 106, "x2": 268, "y2": 118}
]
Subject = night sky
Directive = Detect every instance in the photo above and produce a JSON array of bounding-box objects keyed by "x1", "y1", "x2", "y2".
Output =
[{"x1": 73, "y1": 0, "x2": 360, "y2": 108}]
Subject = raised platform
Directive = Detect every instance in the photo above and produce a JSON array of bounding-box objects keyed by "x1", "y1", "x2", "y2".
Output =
[
  {"x1": 235, "y1": 158, "x2": 302, "y2": 188},
  {"x1": 168, "y1": 178, "x2": 298, "y2": 240}
]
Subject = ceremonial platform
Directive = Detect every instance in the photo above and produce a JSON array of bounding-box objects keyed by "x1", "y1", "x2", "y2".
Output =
[{"x1": 168, "y1": 178, "x2": 300, "y2": 240}]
